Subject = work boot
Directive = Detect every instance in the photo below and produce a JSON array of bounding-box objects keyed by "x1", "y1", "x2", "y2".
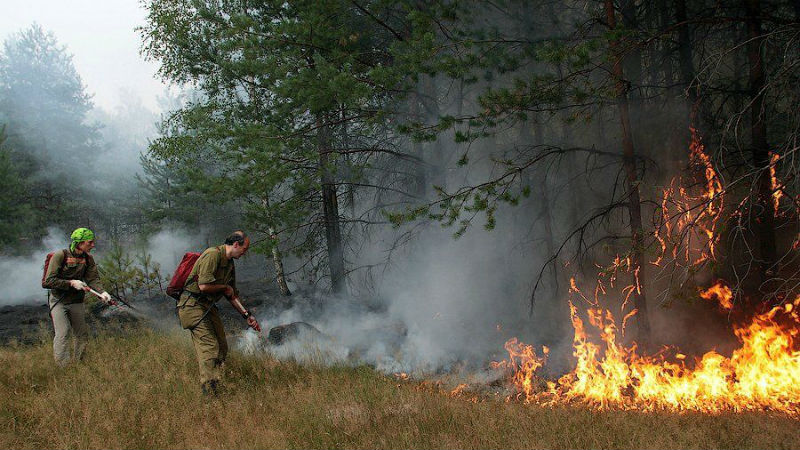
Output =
[{"x1": 201, "y1": 379, "x2": 219, "y2": 397}]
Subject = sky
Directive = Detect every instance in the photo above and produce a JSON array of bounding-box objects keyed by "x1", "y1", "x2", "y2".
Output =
[{"x1": 0, "y1": 0, "x2": 168, "y2": 112}]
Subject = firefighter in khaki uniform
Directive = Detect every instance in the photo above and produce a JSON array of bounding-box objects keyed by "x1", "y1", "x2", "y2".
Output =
[
  {"x1": 178, "y1": 231, "x2": 261, "y2": 395},
  {"x1": 43, "y1": 227, "x2": 114, "y2": 366}
]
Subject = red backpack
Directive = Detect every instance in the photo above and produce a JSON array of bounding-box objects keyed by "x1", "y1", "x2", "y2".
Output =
[
  {"x1": 166, "y1": 252, "x2": 201, "y2": 300},
  {"x1": 41, "y1": 249, "x2": 68, "y2": 288}
]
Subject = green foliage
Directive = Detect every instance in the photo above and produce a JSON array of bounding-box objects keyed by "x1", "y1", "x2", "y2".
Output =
[
  {"x1": 98, "y1": 243, "x2": 166, "y2": 301},
  {"x1": 0, "y1": 24, "x2": 101, "y2": 244},
  {"x1": 138, "y1": 0, "x2": 443, "y2": 269},
  {"x1": 0, "y1": 127, "x2": 35, "y2": 251}
]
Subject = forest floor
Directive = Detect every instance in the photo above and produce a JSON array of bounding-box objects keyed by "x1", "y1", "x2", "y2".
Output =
[{"x1": 1, "y1": 328, "x2": 798, "y2": 449}]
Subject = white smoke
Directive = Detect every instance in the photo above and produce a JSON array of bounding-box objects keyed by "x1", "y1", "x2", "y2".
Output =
[
  {"x1": 1, "y1": 228, "x2": 67, "y2": 306},
  {"x1": 247, "y1": 212, "x2": 547, "y2": 376},
  {"x1": 144, "y1": 228, "x2": 199, "y2": 276}
]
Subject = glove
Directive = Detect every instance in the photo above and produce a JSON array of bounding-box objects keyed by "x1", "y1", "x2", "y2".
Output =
[
  {"x1": 69, "y1": 280, "x2": 88, "y2": 291},
  {"x1": 99, "y1": 291, "x2": 115, "y2": 305},
  {"x1": 247, "y1": 315, "x2": 262, "y2": 333}
]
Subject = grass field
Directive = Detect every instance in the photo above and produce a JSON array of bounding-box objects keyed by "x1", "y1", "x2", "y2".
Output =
[{"x1": 0, "y1": 327, "x2": 797, "y2": 449}]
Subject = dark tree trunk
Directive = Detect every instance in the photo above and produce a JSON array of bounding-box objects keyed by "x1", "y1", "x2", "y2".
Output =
[
  {"x1": 657, "y1": 0, "x2": 674, "y2": 89},
  {"x1": 421, "y1": 75, "x2": 444, "y2": 193},
  {"x1": 675, "y1": 0, "x2": 697, "y2": 105},
  {"x1": 340, "y1": 110, "x2": 356, "y2": 219},
  {"x1": 744, "y1": 0, "x2": 777, "y2": 282},
  {"x1": 317, "y1": 115, "x2": 346, "y2": 294},
  {"x1": 409, "y1": 87, "x2": 426, "y2": 198},
  {"x1": 620, "y1": 0, "x2": 643, "y2": 101},
  {"x1": 605, "y1": 0, "x2": 652, "y2": 345}
]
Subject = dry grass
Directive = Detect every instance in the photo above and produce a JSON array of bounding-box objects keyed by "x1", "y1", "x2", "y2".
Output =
[{"x1": 0, "y1": 328, "x2": 797, "y2": 449}]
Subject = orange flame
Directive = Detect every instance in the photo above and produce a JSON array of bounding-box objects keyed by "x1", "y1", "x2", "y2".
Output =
[
  {"x1": 449, "y1": 383, "x2": 468, "y2": 396},
  {"x1": 494, "y1": 125, "x2": 800, "y2": 415},
  {"x1": 496, "y1": 292, "x2": 800, "y2": 415},
  {"x1": 770, "y1": 152, "x2": 783, "y2": 216},
  {"x1": 700, "y1": 281, "x2": 734, "y2": 310},
  {"x1": 654, "y1": 128, "x2": 724, "y2": 268}
]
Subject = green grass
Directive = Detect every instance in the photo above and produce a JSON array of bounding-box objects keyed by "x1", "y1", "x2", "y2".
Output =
[{"x1": 0, "y1": 329, "x2": 797, "y2": 449}]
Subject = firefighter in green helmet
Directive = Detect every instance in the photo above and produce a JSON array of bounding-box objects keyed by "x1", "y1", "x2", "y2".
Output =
[{"x1": 43, "y1": 227, "x2": 114, "y2": 366}]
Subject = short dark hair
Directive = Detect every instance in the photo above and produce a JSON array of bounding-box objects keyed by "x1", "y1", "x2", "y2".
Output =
[{"x1": 224, "y1": 231, "x2": 248, "y2": 245}]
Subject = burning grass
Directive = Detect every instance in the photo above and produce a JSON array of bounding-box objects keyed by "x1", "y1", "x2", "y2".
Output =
[
  {"x1": 493, "y1": 288, "x2": 800, "y2": 416},
  {"x1": 0, "y1": 328, "x2": 798, "y2": 449}
]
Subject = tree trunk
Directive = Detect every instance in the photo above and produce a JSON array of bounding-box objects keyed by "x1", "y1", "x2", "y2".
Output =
[
  {"x1": 248, "y1": 77, "x2": 292, "y2": 297},
  {"x1": 534, "y1": 118, "x2": 557, "y2": 275},
  {"x1": 270, "y1": 227, "x2": 292, "y2": 297},
  {"x1": 620, "y1": 0, "x2": 643, "y2": 101},
  {"x1": 409, "y1": 87, "x2": 426, "y2": 198},
  {"x1": 261, "y1": 197, "x2": 292, "y2": 296},
  {"x1": 421, "y1": 75, "x2": 444, "y2": 193},
  {"x1": 605, "y1": 0, "x2": 652, "y2": 345},
  {"x1": 657, "y1": 0, "x2": 674, "y2": 89},
  {"x1": 340, "y1": 109, "x2": 356, "y2": 218},
  {"x1": 744, "y1": 0, "x2": 777, "y2": 283},
  {"x1": 317, "y1": 114, "x2": 346, "y2": 294},
  {"x1": 675, "y1": 0, "x2": 697, "y2": 106}
]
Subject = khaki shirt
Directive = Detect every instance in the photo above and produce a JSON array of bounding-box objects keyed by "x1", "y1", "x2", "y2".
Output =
[
  {"x1": 180, "y1": 245, "x2": 237, "y2": 305},
  {"x1": 43, "y1": 248, "x2": 104, "y2": 304}
]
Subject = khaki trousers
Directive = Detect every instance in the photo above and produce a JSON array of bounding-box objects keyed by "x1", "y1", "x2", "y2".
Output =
[
  {"x1": 178, "y1": 300, "x2": 228, "y2": 384},
  {"x1": 49, "y1": 299, "x2": 88, "y2": 366}
]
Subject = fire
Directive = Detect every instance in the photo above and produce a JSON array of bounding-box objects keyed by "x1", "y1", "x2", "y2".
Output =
[
  {"x1": 653, "y1": 128, "x2": 724, "y2": 268},
  {"x1": 449, "y1": 383, "x2": 468, "y2": 396},
  {"x1": 490, "y1": 337, "x2": 546, "y2": 399},
  {"x1": 490, "y1": 125, "x2": 800, "y2": 415},
  {"x1": 700, "y1": 281, "x2": 734, "y2": 310},
  {"x1": 770, "y1": 152, "x2": 783, "y2": 216},
  {"x1": 495, "y1": 289, "x2": 800, "y2": 415}
]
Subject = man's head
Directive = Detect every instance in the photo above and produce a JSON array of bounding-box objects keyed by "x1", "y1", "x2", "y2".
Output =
[
  {"x1": 70, "y1": 227, "x2": 95, "y2": 253},
  {"x1": 224, "y1": 231, "x2": 250, "y2": 259}
]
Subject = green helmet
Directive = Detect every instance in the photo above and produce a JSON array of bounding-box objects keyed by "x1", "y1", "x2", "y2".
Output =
[{"x1": 70, "y1": 227, "x2": 95, "y2": 251}]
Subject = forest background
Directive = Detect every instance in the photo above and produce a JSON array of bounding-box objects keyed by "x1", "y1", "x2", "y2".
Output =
[{"x1": 2, "y1": 0, "x2": 799, "y2": 371}]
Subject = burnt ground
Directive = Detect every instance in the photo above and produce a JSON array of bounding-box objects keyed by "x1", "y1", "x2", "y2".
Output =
[{"x1": 0, "y1": 279, "x2": 297, "y2": 346}]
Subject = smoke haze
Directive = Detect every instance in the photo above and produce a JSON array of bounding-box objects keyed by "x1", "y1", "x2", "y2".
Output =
[{"x1": 2, "y1": 228, "x2": 66, "y2": 306}]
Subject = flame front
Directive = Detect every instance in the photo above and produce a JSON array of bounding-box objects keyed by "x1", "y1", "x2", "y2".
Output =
[{"x1": 496, "y1": 293, "x2": 800, "y2": 415}]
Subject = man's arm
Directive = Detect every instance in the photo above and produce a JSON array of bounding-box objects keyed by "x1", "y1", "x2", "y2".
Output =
[
  {"x1": 223, "y1": 265, "x2": 258, "y2": 330},
  {"x1": 227, "y1": 295, "x2": 261, "y2": 332}
]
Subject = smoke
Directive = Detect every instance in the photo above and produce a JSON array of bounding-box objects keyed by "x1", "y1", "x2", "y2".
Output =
[
  {"x1": 1, "y1": 228, "x2": 66, "y2": 306},
  {"x1": 246, "y1": 204, "x2": 563, "y2": 377},
  {"x1": 90, "y1": 90, "x2": 159, "y2": 180},
  {"x1": 143, "y1": 228, "x2": 199, "y2": 276}
]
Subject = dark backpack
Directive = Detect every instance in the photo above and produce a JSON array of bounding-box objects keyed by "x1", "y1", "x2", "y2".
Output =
[
  {"x1": 166, "y1": 252, "x2": 201, "y2": 300},
  {"x1": 41, "y1": 249, "x2": 68, "y2": 288}
]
